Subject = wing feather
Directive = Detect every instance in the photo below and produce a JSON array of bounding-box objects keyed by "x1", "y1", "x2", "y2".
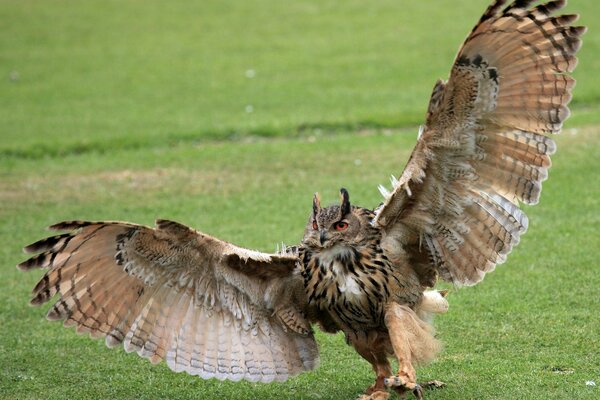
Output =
[
  {"x1": 375, "y1": 0, "x2": 585, "y2": 286},
  {"x1": 19, "y1": 220, "x2": 318, "y2": 382}
]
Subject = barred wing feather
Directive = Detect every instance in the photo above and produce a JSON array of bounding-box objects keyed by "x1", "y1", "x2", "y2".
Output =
[
  {"x1": 18, "y1": 219, "x2": 318, "y2": 383},
  {"x1": 374, "y1": 0, "x2": 585, "y2": 286}
]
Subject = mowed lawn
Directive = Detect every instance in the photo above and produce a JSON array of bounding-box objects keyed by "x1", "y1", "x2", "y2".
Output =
[{"x1": 1, "y1": 1, "x2": 599, "y2": 399}]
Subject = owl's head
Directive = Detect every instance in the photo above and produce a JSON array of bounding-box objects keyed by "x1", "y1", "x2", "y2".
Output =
[{"x1": 302, "y1": 188, "x2": 376, "y2": 250}]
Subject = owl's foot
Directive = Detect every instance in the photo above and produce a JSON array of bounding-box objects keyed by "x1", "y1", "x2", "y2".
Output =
[
  {"x1": 356, "y1": 390, "x2": 390, "y2": 400},
  {"x1": 380, "y1": 379, "x2": 444, "y2": 399},
  {"x1": 384, "y1": 368, "x2": 418, "y2": 389},
  {"x1": 421, "y1": 380, "x2": 445, "y2": 390},
  {"x1": 384, "y1": 374, "x2": 422, "y2": 399},
  {"x1": 357, "y1": 375, "x2": 391, "y2": 400},
  {"x1": 383, "y1": 375, "x2": 413, "y2": 390}
]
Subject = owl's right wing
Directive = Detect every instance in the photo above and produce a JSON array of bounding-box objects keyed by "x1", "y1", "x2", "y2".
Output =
[
  {"x1": 373, "y1": 0, "x2": 585, "y2": 286},
  {"x1": 18, "y1": 219, "x2": 318, "y2": 383}
]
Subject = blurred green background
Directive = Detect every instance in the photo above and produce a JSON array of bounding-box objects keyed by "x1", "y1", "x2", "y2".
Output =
[{"x1": 1, "y1": 0, "x2": 598, "y2": 156}]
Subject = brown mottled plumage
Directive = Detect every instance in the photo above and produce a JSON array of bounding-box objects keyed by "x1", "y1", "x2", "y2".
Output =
[{"x1": 18, "y1": 1, "x2": 584, "y2": 398}]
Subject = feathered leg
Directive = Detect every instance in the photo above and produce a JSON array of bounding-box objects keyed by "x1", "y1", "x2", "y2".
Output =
[
  {"x1": 384, "y1": 302, "x2": 443, "y2": 399},
  {"x1": 357, "y1": 356, "x2": 392, "y2": 400},
  {"x1": 349, "y1": 333, "x2": 392, "y2": 400}
]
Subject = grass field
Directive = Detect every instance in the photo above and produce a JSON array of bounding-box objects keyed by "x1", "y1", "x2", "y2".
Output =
[{"x1": 1, "y1": 1, "x2": 599, "y2": 399}]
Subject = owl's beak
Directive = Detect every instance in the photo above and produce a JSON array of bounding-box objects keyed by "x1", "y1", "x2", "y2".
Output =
[{"x1": 319, "y1": 230, "x2": 327, "y2": 245}]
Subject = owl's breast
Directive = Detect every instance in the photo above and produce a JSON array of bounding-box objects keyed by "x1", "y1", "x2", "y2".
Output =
[{"x1": 301, "y1": 244, "x2": 397, "y2": 332}]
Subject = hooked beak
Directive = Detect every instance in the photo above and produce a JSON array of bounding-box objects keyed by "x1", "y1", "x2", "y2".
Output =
[{"x1": 319, "y1": 230, "x2": 327, "y2": 245}]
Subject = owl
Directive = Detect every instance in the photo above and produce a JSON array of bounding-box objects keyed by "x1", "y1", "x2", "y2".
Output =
[{"x1": 18, "y1": 1, "x2": 585, "y2": 399}]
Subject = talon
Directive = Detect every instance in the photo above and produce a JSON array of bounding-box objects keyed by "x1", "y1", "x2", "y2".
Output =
[
  {"x1": 384, "y1": 375, "x2": 407, "y2": 388},
  {"x1": 421, "y1": 380, "x2": 445, "y2": 390},
  {"x1": 357, "y1": 391, "x2": 390, "y2": 400},
  {"x1": 412, "y1": 384, "x2": 424, "y2": 399}
]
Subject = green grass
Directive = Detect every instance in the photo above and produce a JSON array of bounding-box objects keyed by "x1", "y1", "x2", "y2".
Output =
[
  {"x1": 2, "y1": 128, "x2": 599, "y2": 399},
  {"x1": 1, "y1": 0, "x2": 600, "y2": 399}
]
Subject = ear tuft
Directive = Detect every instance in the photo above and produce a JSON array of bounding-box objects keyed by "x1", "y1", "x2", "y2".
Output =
[
  {"x1": 312, "y1": 192, "x2": 321, "y2": 218},
  {"x1": 339, "y1": 188, "x2": 351, "y2": 217}
]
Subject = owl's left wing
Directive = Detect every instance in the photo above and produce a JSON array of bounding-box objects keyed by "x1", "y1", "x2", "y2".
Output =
[
  {"x1": 18, "y1": 219, "x2": 318, "y2": 383},
  {"x1": 373, "y1": 0, "x2": 585, "y2": 286}
]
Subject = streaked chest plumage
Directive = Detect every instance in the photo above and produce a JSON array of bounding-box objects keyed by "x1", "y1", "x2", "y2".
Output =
[{"x1": 300, "y1": 242, "x2": 395, "y2": 332}]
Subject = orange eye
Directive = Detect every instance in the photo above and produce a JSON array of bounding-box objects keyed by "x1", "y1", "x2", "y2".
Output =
[
  {"x1": 334, "y1": 221, "x2": 349, "y2": 231},
  {"x1": 312, "y1": 220, "x2": 318, "y2": 230}
]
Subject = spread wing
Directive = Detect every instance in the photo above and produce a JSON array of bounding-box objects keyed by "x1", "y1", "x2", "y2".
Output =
[
  {"x1": 18, "y1": 219, "x2": 318, "y2": 383},
  {"x1": 374, "y1": 0, "x2": 585, "y2": 286}
]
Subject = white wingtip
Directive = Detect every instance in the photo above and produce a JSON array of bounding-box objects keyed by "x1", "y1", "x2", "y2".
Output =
[
  {"x1": 378, "y1": 184, "x2": 390, "y2": 199},
  {"x1": 277, "y1": 242, "x2": 286, "y2": 255}
]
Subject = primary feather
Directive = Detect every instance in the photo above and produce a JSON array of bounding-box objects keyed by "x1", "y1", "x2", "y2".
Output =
[
  {"x1": 19, "y1": 220, "x2": 318, "y2": 383},
  {"x1": 374, "y1": 0, "x2": 585, "y2": 286}
]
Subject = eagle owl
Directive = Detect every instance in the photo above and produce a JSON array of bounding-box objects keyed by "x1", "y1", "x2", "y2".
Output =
[{"x1": 18, "y1": 1, "x2": 585, "y2": 399}]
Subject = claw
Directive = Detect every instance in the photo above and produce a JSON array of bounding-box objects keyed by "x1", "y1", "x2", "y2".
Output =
[
  {"x1": 412, "y1": 384, "x2": 424, "y2": 399},
  {"x1": 421, "y1": 380, "x2": 445, "y2": 390},
  {"x1": 384, "y1": 375, "x2": 406, "y2": 388},
  {"x1": 357, "y1": 391, "x2": 390, "y2": 400}
]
